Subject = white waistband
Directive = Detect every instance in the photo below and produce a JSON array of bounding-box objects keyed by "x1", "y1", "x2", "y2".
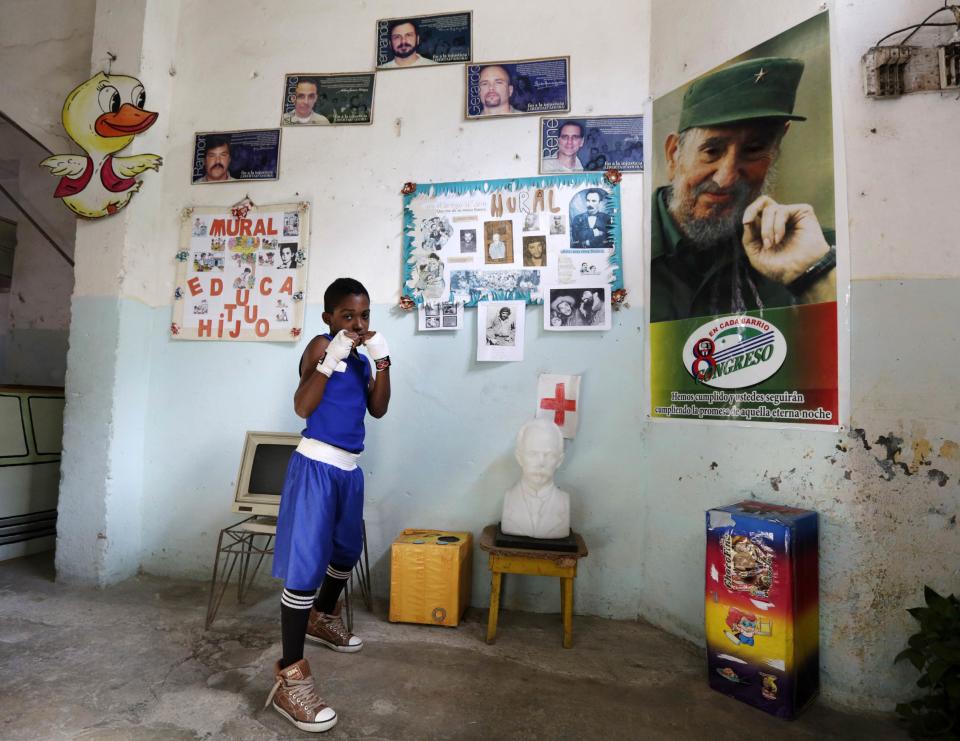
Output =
[{"x1": 296, "y1": 437, "x2": 359, "y2": 471}]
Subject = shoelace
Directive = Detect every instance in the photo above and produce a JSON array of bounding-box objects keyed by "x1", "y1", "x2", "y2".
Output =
[
  {"x1": 321, "y1": 614, "x2": 349, "y2": 641},
  {"x1": 264, "y1": 674, "x2": 326, "y2": 713}
]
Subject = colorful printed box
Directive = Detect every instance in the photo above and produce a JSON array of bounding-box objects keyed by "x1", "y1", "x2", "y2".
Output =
[{"x1": 705, "y1": 502, "x2": 819, "y2": 719}]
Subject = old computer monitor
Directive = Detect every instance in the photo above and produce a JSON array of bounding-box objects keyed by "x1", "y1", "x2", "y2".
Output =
[{"x1": 232, "y1": 431, "x2": 300, "y2": 517}]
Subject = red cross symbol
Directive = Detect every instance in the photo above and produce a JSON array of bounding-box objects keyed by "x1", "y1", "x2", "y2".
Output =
[{"x1": 540, "y1": 383, "x2": 577, "y2": 426}]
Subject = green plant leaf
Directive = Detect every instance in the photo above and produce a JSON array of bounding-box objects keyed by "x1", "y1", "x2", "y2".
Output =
[
  {"x1": 896, "y1": 648, "x2": 926, "y2": 670},
  {"x1": 925, "y1": 585, "x2": 946, "y2": 606},
  {"x1": 895, "y1": 701, "x2": 913, "y2": 716},
  {"x1": 928, "y1": 660, "x2": 951, "y2": 685},
  {"x1": 945, "y1": 677, "x2": 960, "y2": 701}
]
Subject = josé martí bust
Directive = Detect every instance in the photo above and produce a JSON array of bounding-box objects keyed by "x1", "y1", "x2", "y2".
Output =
[{"x1": 500, "y1": 418, "x2": 571, "y2": 540}]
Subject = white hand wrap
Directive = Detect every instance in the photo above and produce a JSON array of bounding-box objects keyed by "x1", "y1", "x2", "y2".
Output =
[
  {"x1": 363, "y1": 332, "x2": 389, "y2": 361},
  {"x1": 315, "y1": 330, "x2": 354, "y2": 377}
]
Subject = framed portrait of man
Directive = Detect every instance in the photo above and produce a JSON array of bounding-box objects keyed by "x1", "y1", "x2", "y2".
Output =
[
  {"x1": 280, "y1": 73, "x2": 375, "y2": 126},
  {"x1": 191, "y1": 129, "x2": 280, "y2": 184},
  {"x1": 376, "y1": 12, "x2": 472, "y2": 69},
  {"x1": 540, "y1": 115, "x2": 644, "y2": 174},
  {"x1": 465, "y1": 57, "x2": 570, "y2": 119}
]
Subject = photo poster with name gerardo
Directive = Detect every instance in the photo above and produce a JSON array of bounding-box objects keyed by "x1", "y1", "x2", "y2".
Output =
[
  {"x1": 401, "y1": 174, "x2": 623, "y2": 308},
  {"x1": 171, "y1": 202, "x2": 309, "y2": 342},
  {"x1": 648, "y1": 12, "x2": 840, "y2": 428}
]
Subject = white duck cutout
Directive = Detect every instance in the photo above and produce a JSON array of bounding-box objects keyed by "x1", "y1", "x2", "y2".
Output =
[{"x1": 40, "y1": 72, "x2": 162, "y2": 218}]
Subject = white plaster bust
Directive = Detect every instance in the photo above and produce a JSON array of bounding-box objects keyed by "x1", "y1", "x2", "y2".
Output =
[{"x1": 500, "y1": 418, "x2": 570, "y2": 539}]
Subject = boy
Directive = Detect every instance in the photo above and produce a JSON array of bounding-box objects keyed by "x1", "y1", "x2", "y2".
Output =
[{"x1": 265, "y1": 278, "x2": 391, "y2": 733}]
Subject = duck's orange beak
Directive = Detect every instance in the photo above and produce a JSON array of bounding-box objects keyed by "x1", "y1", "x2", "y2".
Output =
[{"x1": 95, "y1": 103, "x2": 158, "y2": 137}]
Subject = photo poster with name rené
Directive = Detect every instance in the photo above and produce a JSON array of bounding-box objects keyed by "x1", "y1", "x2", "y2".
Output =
[
  {"x1": 172, "y1": 202, "x2": 309, "y2": 341},
  {"x1": 402, "y1": 174, "x2": 623, "y2": 308},
  {"x1": 648, "y1": 12, "x2": 839, "y2": 427}
]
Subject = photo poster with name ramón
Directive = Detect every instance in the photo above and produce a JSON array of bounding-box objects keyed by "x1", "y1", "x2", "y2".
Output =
[
  {"x1": 172, "y1": 202, "x2": 309, "y2": 341},
  {"x1": 401, "y1": 174, "x2": 623, "y2": 307}
]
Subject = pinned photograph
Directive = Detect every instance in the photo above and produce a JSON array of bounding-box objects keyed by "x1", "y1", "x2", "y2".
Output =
[
  {"x1": 484, "y1": 220, "x2": 514, "y2": 265},
  {"x1": 545, "y1": 286, "x2": 610, "y2": 331},
  {"x1": 540, "y1": 116, "x2": 644, "y2": 174},
  {"x1": 465, "y1": 57, "x2": 570, "y2": 119},
  {"x1": 550, "y1": 214, "x2": 566, "y2": 235},
  {"x1": 192, "y1": 130, "x2": 280, "y2": 184},
  {"x1": 281, "y1": 73, "x2": 375, "y2": 126},
  {"x1": 450, "y1": 269, "x2": 541, "y2": 305},
  {"x1": 277, "y1": 242, "x2": 299, "y2": 270},
  {"x1": 522, "y1": 212, "x2": 540, "y2": 232},
  {"x1": 459, "y1": 228, "x2": 478, "y2": 253},
  {"x1": 559, "y1": 250, "x2": 614, "y2": 284},
  {"x1": 522, "y1": 236, "x2": 547, "y2": 267},
  {"x1": 477, "y1": 300, "x2": 525, "y2": 362},
  {"x1": 569, "y1": 188, "x2": 614, "y2": 249},
  {"x1": 407, "y1": 251, "x2": 446, "y2": 300},
  {"x1": 283, "y1": 211, "x2": 299, "y2": 236},
  {"x1": 418, "y1": 300, "x2": 464, "y2": 331},
  {"x1": 376, "y1": 12, "x2": 472, "y2": 69},
  {"x1": 422, "y1": 216, "x2": 453, "y2": 251}
]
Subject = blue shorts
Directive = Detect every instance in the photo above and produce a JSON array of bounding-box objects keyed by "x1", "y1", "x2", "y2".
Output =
[{"x1": 271, "y1": 451, "x2": 364, "y2": 590}]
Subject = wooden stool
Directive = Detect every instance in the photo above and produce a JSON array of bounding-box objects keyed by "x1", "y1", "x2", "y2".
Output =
[{"x1": 479, "y1": 524, "x2": 588, "y2": 648}]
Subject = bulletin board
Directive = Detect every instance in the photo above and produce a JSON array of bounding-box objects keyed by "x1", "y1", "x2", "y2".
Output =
[
  {"x1": 401, "y1": 174, "x2": 623, "y2": 307},
  {"x1": 171, "y1": 202, "x2": 309, "y2": 341}
]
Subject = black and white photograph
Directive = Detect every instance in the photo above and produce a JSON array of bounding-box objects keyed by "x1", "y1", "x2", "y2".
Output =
[
  {"x1": 522, "y1": 236, "x2": 547, "y2": 267},
  {"x1": 522, "y1": 212, "x2": 540, "y2": 232},
  {"x1": 422, "y1": 216, "x2": 453, "y2": 251},
  {"x1": 459, "y1": 229, "x2": 477, "y2": 253},
  {"x1": 191, "y1": 129, "x2": 280, "y2": 184},
  {"x1": 277, "y1": 242, "x2": 298, "y2": 270},
  {"x1": 376, "y1": 12, "x2": 472, "y2": 69},
  {"x1": 569, "y1": 188, "x2": 614, "y2": 249},
  {"x1": 466, "y1": 57, "x2": 570, "y2": 119},
  {"x1": 280, "y1": 73, "x2": 375, "y2": 126},
  {"x1": 545, "y1": 286, "x2": 610, "y2": 331},
  {"x1": 550, "y1": 214, "x2": 566, "y2": 235},
  {"x1": 566, "y1": 251, "x2": 610, "y2": 279},
  {"x1": 540, "y1": 115, "x2": 644, "y2": 174},
  {"x1": 283, "y1": 211, "x2": 299, "y2": 236},
  {"x1": 477, "y1": 300, "x2": 525, "y2": 362},
  {"x1": 418, "y1": 300, "x2": 463, "y2": 331}
]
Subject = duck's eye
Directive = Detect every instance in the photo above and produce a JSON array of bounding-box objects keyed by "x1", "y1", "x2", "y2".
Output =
[
  {"x1": 98, "y1": 86, "x2": 121, "y2": 114},
  {"x1": 131, "y1": 85, "x2": 145, "y2": 109}
]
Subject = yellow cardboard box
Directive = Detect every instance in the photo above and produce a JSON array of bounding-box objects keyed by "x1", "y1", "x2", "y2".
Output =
[{"x1": 389, "y1": 529, "x2": 472, "y2": 627}]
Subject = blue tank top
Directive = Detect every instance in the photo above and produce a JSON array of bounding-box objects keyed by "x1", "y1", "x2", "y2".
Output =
[{"x1": 302, "y1": 334, "x2": 371, "y2": 452}]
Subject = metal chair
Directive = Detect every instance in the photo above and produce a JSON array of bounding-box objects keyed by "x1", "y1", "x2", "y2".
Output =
[{"x1": 204, "y1": 516, "x2": 371, "y2": 630}]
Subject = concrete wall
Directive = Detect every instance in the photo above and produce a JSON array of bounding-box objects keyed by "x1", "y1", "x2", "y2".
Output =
[
  {"x1": 0, "y1": 0, "x2": 92, "y2": 384},
  {"x1": 0, "y1": 123, "x2": 76, "y2": 385},
  {"x1": 18, "y1": 0, "x2": 957, "y2": 713},
  {"x1": 0, "y1": 0, "x2": 97, "y2": 153},
  {"x1": 650, "y1": 0, "x2": 960, "y2": 711}
]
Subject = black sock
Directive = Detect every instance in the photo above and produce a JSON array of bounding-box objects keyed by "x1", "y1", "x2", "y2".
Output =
[
  {"x1": 280, "y1": 588, "x2": 315, "y2": 668},
  {"x1": 315, "y1": 562, "x2": 352, "y2": 614}
]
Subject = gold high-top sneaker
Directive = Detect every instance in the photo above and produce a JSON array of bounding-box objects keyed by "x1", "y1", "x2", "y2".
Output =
[
  {"x1": 306, "y1": 602, "x2": 363, "y2": 653},
  {"x1": 264, "y1": 658, "x2": 337, "y2": 732}
]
